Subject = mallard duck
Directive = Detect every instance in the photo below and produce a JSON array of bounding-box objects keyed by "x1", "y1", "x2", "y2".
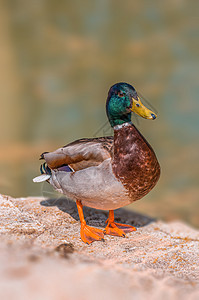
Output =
[{"x1": 33, "y1": 82, "x2": 160, "y2": 244}]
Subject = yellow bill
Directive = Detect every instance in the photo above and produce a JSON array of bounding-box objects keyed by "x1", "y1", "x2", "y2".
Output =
[{"x1": 131, "y1": 96, "x2": 157, "y2": 120}]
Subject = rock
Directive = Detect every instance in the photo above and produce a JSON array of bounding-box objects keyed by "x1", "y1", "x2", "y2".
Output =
[{"x1": 0, "y1": 194, "x2": 199, "y2": 300}]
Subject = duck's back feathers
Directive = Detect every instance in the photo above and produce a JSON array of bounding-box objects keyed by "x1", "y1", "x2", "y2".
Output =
[{"x1": 41, "y1": 136, "x2": 113, "y2": 172}]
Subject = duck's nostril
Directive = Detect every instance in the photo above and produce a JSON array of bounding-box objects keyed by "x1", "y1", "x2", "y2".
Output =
[{"x1": 151, "y1": 113, "x2": 156, "y2": 120}]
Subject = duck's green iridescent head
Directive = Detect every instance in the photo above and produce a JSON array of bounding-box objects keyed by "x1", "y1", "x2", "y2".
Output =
[{"x1": 106, "y1": 82, "x2": 157, "y2": 127}]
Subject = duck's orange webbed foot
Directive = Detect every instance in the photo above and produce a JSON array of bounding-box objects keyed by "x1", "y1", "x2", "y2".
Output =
[
  {"x1": 80, "y1": 224, "x2": 104, "y2": 245},
  {"x1": 76, "y1": 200, "x2": 104, "y2": 244},
  {"x1": 104, "y1": 210, "x2": 136, "y2": 237}
]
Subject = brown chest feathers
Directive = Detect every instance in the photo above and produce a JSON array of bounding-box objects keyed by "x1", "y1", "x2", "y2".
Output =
[{"x1": 112, "y1": 123, "x2": 160, "y2": 201}]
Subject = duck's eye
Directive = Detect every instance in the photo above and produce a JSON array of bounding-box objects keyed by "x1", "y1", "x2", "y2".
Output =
[
  {"x1": 136, "y1": 103, "x2": 140, "y2": 107},
  {"x1": 118, "y1": 91, "x2": 124, "y2": 97}
]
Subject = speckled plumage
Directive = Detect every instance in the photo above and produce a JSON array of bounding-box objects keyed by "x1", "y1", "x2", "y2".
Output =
[{"x1": 113, "y1": 123, "x2": 160, "y2": 200}]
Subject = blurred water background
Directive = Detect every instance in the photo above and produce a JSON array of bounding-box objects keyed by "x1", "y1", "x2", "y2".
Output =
[{"x1": 0, "y1": 0, "x2": 198, "y2": 227}]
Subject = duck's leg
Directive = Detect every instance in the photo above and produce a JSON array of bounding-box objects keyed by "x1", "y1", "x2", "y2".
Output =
[
  {"x1": 104, "y1": 210, "x2": 136, "y2": 237},
  {"x1": 76, "y1": 200, "x2": 104, "y2": 244}
]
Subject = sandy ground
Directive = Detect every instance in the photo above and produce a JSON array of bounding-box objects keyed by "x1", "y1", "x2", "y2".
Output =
[{"x1": 0, "y1": 194, "x2": 199, "y2": 300}]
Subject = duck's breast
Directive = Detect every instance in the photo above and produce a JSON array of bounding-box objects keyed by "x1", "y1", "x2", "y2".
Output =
[{"x1": 112, "y1": 123, "x2": 160, "y2": 200}]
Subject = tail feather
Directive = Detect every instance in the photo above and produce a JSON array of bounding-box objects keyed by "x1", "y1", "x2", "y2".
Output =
[
  {"x1": 40, "y1": 152, "x2": 49, "y2": 160},
  {"x1": 40, "y1": 162, "x2": 52, "y2": 175},
  {"x1": 33, "y1": 174, "x2": 51, "y2": 183},
  {"x1": 33, "y1": 152, "x2": 74, "y2": 184},
  {"x1": 40, "y1": 164, "x2": 44, "y2": 174},
  {"x1": 33, "y1": 162, "x2": 51, "y2": 183}
]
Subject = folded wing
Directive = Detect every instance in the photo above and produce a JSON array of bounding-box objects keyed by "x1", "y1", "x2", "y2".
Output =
[{"x1": 41, "y1": 136, "x2": 113, "y2": 171}]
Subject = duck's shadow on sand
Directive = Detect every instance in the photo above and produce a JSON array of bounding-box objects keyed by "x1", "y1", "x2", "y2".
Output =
[{"x1": 40, "y1": 197, "x2": 155, "y2": 228}]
